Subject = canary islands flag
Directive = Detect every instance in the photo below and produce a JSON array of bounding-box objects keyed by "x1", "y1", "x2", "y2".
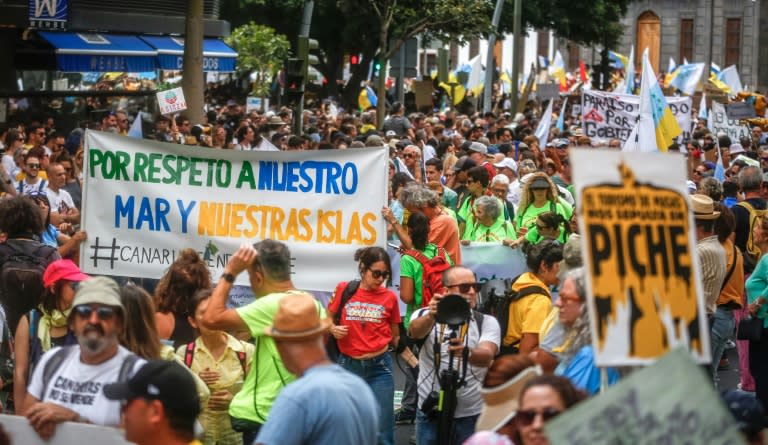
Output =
[
  {"x1": 641, "y1": 48, "x2": 682, "y2": 151},
  {"x1": 358, "y1": 86, "x2": 377, "y2": 110}
]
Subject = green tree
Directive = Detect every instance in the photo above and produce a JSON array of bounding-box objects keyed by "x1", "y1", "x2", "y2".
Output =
[
  {"x1": 226, "y1": 23, "x2": 291, "y2": 97},
  {"x1": 366, "y1": 0, "x2": 494, "y2": 124}
]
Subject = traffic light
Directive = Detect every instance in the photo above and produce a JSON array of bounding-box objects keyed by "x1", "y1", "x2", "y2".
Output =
[
  {"x1": 284, "y1": 57, "x2": 305, "y2": 104},
  {"x1": 372, "y1": 56, "x2": 381, "y2": 77},
  {"x1": 350, "y1": 54, "x2": 359, "y2": 65},
  {"x1": 298, "y1": 36, "x2": 319, "y2": 77}
]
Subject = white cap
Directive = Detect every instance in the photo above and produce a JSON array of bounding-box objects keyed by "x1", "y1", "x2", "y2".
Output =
[{"x1": 494, "y1": 158, "x2": 518, "y2": 174}]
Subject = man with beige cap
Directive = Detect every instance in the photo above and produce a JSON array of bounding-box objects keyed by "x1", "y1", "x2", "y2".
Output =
[
  {"x1": 255, "y1": 292, "x2": 379, "y2": 445},
  {"x1": 24, "y1": 276, "x2": 144, "y2": 439}
]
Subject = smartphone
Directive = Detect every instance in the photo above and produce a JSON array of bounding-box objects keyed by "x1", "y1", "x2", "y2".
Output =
[{"x1": 387, "y1": 243, "x2": 401, "y2": 250}]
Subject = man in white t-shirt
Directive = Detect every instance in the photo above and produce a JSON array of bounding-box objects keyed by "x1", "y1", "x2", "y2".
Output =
[
  {"x1": 44, "y1": 162, "x2": 78, "y2": 226},
  {"x1": 25, "y1": 277, "x2": 144, "y2": 439},
  {"x1": 408, "y1": 266, "x2": 500, "y2": 445}
]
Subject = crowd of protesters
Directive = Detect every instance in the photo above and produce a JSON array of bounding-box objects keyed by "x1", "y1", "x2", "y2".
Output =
[{"x1": 0, "y1": 96, "x2": 765, "y2": 445}]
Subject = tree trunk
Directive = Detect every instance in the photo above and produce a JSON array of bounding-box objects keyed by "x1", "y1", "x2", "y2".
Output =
[
  {"x1": 182, "y1": 0, "x2": 205, "y2": 125},
  {"x1": 376, "y1": 27, "x2": 389, "y2": 128}
]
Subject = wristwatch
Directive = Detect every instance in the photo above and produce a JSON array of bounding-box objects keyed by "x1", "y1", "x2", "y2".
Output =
[{"x1": 221, "y1": 272, "x2": 236, "y2": 283}]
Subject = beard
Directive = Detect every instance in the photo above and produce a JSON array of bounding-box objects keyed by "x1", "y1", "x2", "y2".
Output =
[{"x1": 78, "y1": 324, "x2": 114, "y2": 355}]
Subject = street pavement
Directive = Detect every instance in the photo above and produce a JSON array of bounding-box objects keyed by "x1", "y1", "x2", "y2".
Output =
[{"x1": 391, "y1": 347, "x2": 741, "y2": 445}]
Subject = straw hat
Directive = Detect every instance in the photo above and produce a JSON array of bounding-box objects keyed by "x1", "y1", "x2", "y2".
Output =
[
  {"x1": 475, "y1": 366, "x2": 542, "y2": 432},
  {"x1": 264, "y1": 293, "x2": 331, "y2": 341},
  {"x1": 691, "y1": 194, "x2": 720, "y2": 220}
]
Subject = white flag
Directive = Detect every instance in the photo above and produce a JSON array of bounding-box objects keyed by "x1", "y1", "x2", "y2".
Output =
[{"x1": 535, "y1": 99, "x2": 554, "y2": 148}]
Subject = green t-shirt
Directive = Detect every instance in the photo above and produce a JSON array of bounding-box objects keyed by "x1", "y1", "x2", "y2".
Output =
[
  {"x1": 443, "y1": 186, "x2": 459, "y2": 210},
  {"x1": 400, "y1": 243, "x2": 453, "y2": 328},
  {"x1": 524, "y1": 226, "x2": 568, "y2": 245},
  {"x1": 459, "y1": 195, "x2": 508, "y2": 239},
  {"x1": 516, "y1": 201, "x2": 572, "y2": 233},
  {"x1": 230, "y1": 290, "x2": 323, "y2": 423},
  {"x1": 464, "y1": 218, "x2": 516, "y2": 242}
]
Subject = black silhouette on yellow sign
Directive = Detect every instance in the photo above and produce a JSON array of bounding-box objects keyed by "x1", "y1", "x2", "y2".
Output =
[{"x1": 582, "y1": 162, "x2": 703, "y2": 363}]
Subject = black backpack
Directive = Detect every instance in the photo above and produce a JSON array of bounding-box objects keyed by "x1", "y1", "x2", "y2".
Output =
[
  {"x1": 0, "y1": 241, "x2": 59, "y2": 334},
  {"x1": 479, "y1": 275, "x2": 548, "y2": 353}
]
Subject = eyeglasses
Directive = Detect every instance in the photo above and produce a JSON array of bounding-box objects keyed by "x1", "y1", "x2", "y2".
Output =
[
  {"x1": 446, "y1": 282, "x2": 482, "y2": 293},
  {"x1": 515, "y1": 408, "x2": 562, "y2": 426},
  {"x1": 693, "y1": 171, "x2": 704, "y2": 176},
  {"x1": 369, "y1": 269, "x2": 391, "y2": 280},
  {"x1": 74, "y1": 305, "x2": 117, "y2": 320},
  {"x1": 492, "y1": 188, "x2": 507, "y2": 194},
  {"x1": 402, "y1": 153, "x2": 414, "y2": 159},
  {"x1": 26, "y1": 163, "x2": 40, "y2": 169}
]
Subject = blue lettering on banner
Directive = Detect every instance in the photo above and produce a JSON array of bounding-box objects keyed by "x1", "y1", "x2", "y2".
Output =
[
  {"x1": 115, "y1": 195, "x2": 194, "y2": 233},
  {"x1": 257, "y1": 160, "x2": 358, "y2": 195}
]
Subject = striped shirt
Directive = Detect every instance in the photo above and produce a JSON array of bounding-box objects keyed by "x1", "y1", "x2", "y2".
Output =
[{"x1": 697, "y1": 235, "x2": 727, "y2": 314}]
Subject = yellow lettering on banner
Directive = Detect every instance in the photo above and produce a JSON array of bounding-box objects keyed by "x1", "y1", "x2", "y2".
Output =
[
  {"x1": 583, "y1": 163, "x2": 698, "y2": 361},
  {"x1": 195, "y1": 201, "x2": 377, "y2": 245}
]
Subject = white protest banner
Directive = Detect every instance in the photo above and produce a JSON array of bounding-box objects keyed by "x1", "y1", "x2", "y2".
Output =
[
  {"x1": 545, "y1": 348, "x2": 743, "y2": 445},
  {"x1": 581, "y1": 90, "x2": 692, "y2": 142},
  {"x1": 571, "y1": 148, "x2": 709, "y2": 366},
  {"x1": 156, "y1": 87, "x2": 187, "y2": 115},
  {"x1": 459, "y1": 243, "x2": 527, "y2": 282},
  {"x1": 81, "y1": 131, "x2": 388, "y2": 292},
  {"x1": 709, "y1": 101, "x2": 750, "y2": 141},
  {"x1": 0, "y1": 414, "x2": 131, "y2": 445}
]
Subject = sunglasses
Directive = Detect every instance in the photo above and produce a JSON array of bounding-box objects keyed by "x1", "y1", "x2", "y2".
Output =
[
  {"x1": 446, "y1": 282, "x2": 482, "y2": 293},
  {"x1": 402, "y1": 153, "x2": 414, "y2": 159},
  {"x1": 26, "y1": 163, "x2": 40, "y2": 169},
  {"x1": 369, "y1": 269, "x2": 391, "y2": 279},
  {"x1": 74, "y1": 305, "x2": 117, "y2": 320},
  {"x1": 516, "y1": 408, "x2": 562, "y2": 426}
]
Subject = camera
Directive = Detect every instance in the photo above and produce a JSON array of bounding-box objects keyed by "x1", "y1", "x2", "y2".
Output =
[
  {"x1": 435, "y1": 294, "x2": 471, "y2": 328},
  {"x1": 421, "y1": 391, "x2": 440, "y2": 418}
]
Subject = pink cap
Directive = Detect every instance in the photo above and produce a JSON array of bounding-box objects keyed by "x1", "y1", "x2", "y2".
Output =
[{"x1": 43, "y1": 259, "x2": 90, "y2": 288}]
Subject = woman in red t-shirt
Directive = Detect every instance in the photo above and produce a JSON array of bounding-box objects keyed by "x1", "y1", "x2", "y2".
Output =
[{"x1": 328, "y1": 246, "x2": 401, "y2": 445}]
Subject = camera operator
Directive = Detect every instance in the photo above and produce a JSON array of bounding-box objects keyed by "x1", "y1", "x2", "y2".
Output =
[{"x1": 408, "y1": 265, "x2": 500, "y2": 445}]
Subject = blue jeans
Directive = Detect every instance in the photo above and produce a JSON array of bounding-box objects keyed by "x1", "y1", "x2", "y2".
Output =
[
  {"x1": 339, "y1": 352, "x2": 394, "y2": 445},
  {"x1": 415, "y1": 409, "x2": 478, "y2": 445},
  {"x1": 711, "y1": 307, "x2": 736, "y2": 386}
]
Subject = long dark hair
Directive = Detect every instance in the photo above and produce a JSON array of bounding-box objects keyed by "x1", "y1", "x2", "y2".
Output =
[
  {"x1": 407, "y1": 212, "x2": 430, "y2": 250},
  {"x1": 120, "y1": 284, "x2": 162, "y2": 359}
]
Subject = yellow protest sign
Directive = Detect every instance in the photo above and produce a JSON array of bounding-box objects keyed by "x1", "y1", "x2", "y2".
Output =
[{"x1": 572, "y1": 150, "x2": 710, "y2": 366}]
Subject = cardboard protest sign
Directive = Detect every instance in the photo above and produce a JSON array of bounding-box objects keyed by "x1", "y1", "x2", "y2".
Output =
[
  {"x1": 81, "y1": 131, "x2": 388, "y2": 292},
  {"x1": 544, "y1": 348, "x2": 743, "y2": 445},
  {"x1": 156, "y1": 87, "x2": 187, "y2": 115},
  {"x1": 0, "y1": 415, "x2": 132, "y2": 445},
  {"x1": 709, "y1": 101, "x2": 750, "y2": 141},
  {"x1": 581, "y1": 90, "x2": 692, "y2": 143},
  {"x1": 571, "y1": 149, "x2": 709, "y2": 366}
]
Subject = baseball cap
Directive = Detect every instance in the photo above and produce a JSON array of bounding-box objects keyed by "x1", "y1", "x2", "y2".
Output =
[
  {"x1": 554, "y1": 139, "x2": 569, "y2": 148},
  {"x1": 468, "y1": 142, "x2": 488, "y2": 155},
  {"x1": 494, "y1": 158, "x2": 518, "y2": 174},
  {"x1": 385, "y1": 130, "x2": 397, "y2": 138},
  {"x1": 453, "y1": 156, "x2": 477, "y2": 172},
  {"x1": 43, "y1": 259, "x2": 90, "y2": 288},
  {"x1": 721, "y1": 390, "x2": 767, "y2": 436},
  {"x1": 104, "y1": 360, "x2": 200, "y2": 419},
  {"x1": 72, "y1": 276, "x2": 124, "y2": 310}
]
